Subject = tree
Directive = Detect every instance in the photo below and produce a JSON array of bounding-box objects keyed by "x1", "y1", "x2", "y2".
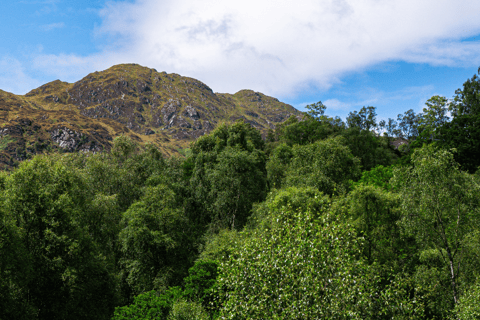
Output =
[
  {"x1": 341, "y1": 127, "x2": 397, "y2": 171},
  {"x1": 393, "y1": 146, "x2": 480, "y2": 308},
  {"x1": 266, "y1": 143, "x2": 293, "y2": 189},
  {"x1": 439, "y1": 69, "x2": 480, "y2": 172},
  {"x1": 274, "y1": 102, "x2": 345, "y2": 145},
  {"x1": 350, "y1": 164, "x2": 394, "y2": 191},
  {"x1": 347, "y1": 106, "x2": 377, "y2": 131},
  {"x1": 305, "y1": 101, "x2": 327, "y2": 119},
  {"x1": 0, "y1": 181, "x2": 35, "y2": 319},
  {"x1": 119, "y1": 184, "x2": 190, "y2": 295},
  {"x1": 2, "y1": 154, "x2": 117, "y2": 320},
  {"x1": 292, "y1": 136, "x2": 361, "y2": 192},
  {"x1": 218, "y1": 187, "x2": 372, "y2": 319},
  {"x1": 112, "y1": 288, "x2": 183, "y2": 320},
  {"x1": 283, "y1": 136, "x2": 361, "y2": 195},
  {"x1": 397, "y1": 109, "x2": 420, "y2": 140},
  {"x1": 456, "y1": 277, "x2": 480, "y2": 320},
  {"x1": 419, "y1": 95, "x2": 450, "y2": 142},
  {"x1": 189, "y1": 121, "x2": 267, "y2": 230}
]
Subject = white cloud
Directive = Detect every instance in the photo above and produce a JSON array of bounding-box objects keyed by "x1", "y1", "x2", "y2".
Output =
[
  {"x1": 30, "y1": 0, "x2": 480, "y2": 98},
  {"x1": 0, "y1": 57, "x2": 42, "y2": 94}
]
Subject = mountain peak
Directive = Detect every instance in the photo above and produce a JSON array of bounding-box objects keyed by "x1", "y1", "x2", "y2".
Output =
[{"x1": 0, "y1": 64, "x2": 302, "y2": 169}]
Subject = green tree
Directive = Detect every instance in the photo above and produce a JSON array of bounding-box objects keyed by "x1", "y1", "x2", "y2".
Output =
[
  {"x1": 341, "y1": 127, "x2": 396, "y2": 171},
  {"x1": 350, "y1": 164, "x2": 394, "y2": 191},
  {"x1": 0, "y1": 184, "x2": 36, "y2": 319},
  {"x1": 418, "y1": 95, "x2": 450, "y2": 142},
  {"x1": 347, "y1": 106, "x2": 377, "y2": 131},
  {"x1": 393, "y1": 146, "x2": 480, "y2": 308},
  {"x1": 266, "y1": 142, "x2": 293, "y2": 189},
  {"x1": 283, "y1": 136, "x2": 361, "y2": 194},
  {"x1": 342, "y1": 185, "x2": 403, "y2": 265},
  {"x1": 218, "y1": 187, "x2": 372, "y2": 319},
  {"x1": 397, "y1": 109, "x2": 420, "y2": 140},
  {"x1": 2, "y1": 154, "x2": 117, "y2": 320},
  {"x1": 119, "y1": 184, "x2": 190, "y2": 295},
  {"x1": 440, "y1": 69, "x2": 480, "y2": 172},
  {"x1": 456, "y1": 277, "x2": 480, "y2": 320},
  {"x1": 112, "y1": 288, "x2": 183, "y2": 320},
  {"x1": 167, "y1": 300, "x2": 209, "y2": 320},
  {"x1": 189, "y1": 121, "x2": 267, "y2": 230}
]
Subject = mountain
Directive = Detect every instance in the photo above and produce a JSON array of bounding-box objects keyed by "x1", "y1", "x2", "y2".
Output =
[{"x1": 0, "y1": 63, "x2": 302, "y2": 169}]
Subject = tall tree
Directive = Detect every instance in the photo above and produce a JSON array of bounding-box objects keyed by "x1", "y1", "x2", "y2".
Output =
[
  {"x1": 189, "y1": 121, "x2": 267, "y2": 230},
  {"x1": 393, "y1": 146, "x2": 480, "y2": 308},
  {"x1": 397, "y1": 109, "x2": 420, "y2": 140},
  {"x1": 347, "y1": 106, "x2": 377, "y2": 131},
  {"x1": 440, "y1": 69, "x2": 480, "y2": 172},
  {"x1": 2, "y1": 155, "x2": 117, "y2": 320}
]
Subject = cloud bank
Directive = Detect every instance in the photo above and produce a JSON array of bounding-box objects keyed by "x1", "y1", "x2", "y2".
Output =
[{"x1": 30, "y1": 0, "x2": 480, "y2": 97}]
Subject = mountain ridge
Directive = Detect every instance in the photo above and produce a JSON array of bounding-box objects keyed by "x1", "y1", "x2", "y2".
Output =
[{"x1": 0, "y1": 63, "x2": 302, "y2": 169}]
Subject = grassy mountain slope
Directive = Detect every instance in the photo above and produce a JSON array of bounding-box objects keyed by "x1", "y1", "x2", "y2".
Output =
[{"x1": 0, "y1": 63, "x2": 302, "y2": 169}]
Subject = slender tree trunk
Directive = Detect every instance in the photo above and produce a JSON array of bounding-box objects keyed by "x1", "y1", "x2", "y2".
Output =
[{"x1": 446, "y1": 246, "x2": 459, "y2": 305}]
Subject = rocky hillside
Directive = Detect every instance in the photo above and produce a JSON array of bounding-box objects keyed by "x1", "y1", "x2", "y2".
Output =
[{"x1": 0, "y1": 63, "x2": 302, "y2": 169}]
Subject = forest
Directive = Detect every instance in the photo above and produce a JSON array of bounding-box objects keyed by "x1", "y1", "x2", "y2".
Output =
[{"x1": 1, "y1": 70, "x2": 480, "y2": 320}]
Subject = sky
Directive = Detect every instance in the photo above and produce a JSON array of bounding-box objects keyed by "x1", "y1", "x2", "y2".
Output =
[{"x1": 2, "y1": 0, "x2": 480, "y2": 122}]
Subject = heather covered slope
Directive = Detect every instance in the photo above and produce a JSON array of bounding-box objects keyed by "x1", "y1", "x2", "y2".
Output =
[{"x1": 0, "y1": 63, "x2": 301, "y2": 169}]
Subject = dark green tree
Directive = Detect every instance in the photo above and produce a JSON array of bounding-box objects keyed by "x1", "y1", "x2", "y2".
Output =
[
  {"x1": 189, "y1": 121, "x2": 267, "y2": 230},
  {"x1": 119, "y1": 184, "x2": 190, "y2": 295},
  {"x1": 347, "y1": 106, "x2": 377, "y2": 131},
  {"x1": 2, "y1": 154, "x2": 117, "y2": 320},
  {"x1": 439, "y1": 69, "x2": 480, "y2": 172}
]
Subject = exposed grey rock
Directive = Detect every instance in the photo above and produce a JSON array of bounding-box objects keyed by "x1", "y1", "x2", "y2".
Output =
[
  {"x1": 161, "y1": 100, "x2": 181, "y2": 124},
  {"x1": 193, "y1": 120, "x2": 202, "y2": 130},
  {"x1": 184, "y1": 105, "x2": 200, "y2": 119},
  {"x1": 50, "y1": 127, "x2": 82, "y2": 151},
  {"x1": 177, "y1": 116, "x2": 192, "y2": 128},
  {"x1": 203, "y1": 121, "x2": 214, "y2": 131}
]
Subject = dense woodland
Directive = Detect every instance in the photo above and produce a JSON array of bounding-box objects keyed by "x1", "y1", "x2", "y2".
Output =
[{"x1": 1, "y1": 70, "x2": 480, "y2": 320}]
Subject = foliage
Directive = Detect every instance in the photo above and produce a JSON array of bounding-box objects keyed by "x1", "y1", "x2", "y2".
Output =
[
  {"x1": 283, "y1": 136, "x2": 361, "y2": 195},
  {"x1": 350, "y1": 164, "x2": 394, "y2": 191},
  {"x1": 456, "y1": 278, "x2": 480, "y2": 320},
  {"x1": 119, "y1": 184, "x2": 190, "y2": 295},
  {"x1": 346, "y1": 106, "x2": 377, "y2": 131},
  {"x1": 341, "y1": 185, "x2": 403, "y2": 265},
  {"x1": 218, "y1": 187, "x2": 373, "y2": 319},
  {"x1": 418, "y1": 95, "x2": 450, "y2": 142},
  {"x1": 1, "y1": 154, "x2": 117, "y2": 320},
  {"x1": 340, "y1": 127, "x2": 396, "y2": 171},
  {"x1": 167, "y1": 300, "x2": 209, "y2": 320},
  {"x1": 439, "y1": 70, "x2": 480, "y2": 172},
  {"x1": 275, "y1": 113, "x2": 344, "y2": 145},
  {"x1": 112, "y1": 288, "x2": 183, "y2": 320},
  {"x1": 183, "y1": 260, "x2": 219, "y2": 307},
  {"x1": 393, "y1": 146, "x2": 480, "y2": 310},
  {"x1": 397, "y1": 109, "x2": 420, "y2": 140},
  {"x1": 265, "y1": 142, "x2": 293, "y2": 189},
  {"x1": 198, "y1": 228, "x2": 244, "y2": 263},
  {"x1": 190, "y1": 121, "x2": 267, "y2": 230}
]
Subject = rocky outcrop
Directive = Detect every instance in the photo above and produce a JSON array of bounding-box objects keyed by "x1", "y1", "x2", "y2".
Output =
[{"x1": 50, "y1": 127, "x2": 84, "y2": 151}]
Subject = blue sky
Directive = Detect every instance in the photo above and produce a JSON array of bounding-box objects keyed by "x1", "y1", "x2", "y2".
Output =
[{"x1": 2, "y1": 0, "x2": 480, "y2": 122}]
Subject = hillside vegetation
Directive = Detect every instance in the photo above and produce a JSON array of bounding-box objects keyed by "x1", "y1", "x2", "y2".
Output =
[{"x1": 1, "y1": 68, "x2": 480, "y2": 320}]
